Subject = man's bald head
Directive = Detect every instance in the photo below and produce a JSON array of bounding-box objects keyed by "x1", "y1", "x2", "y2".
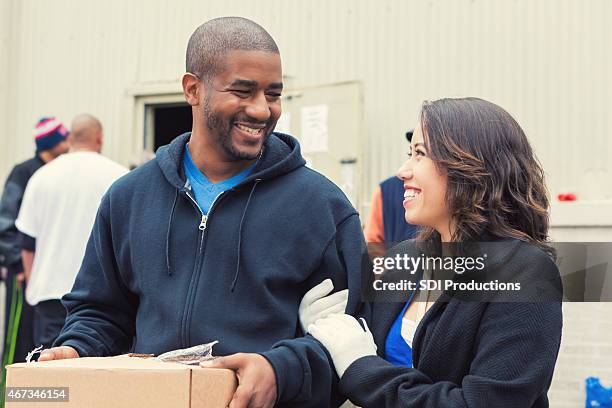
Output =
[
  {"x1": 186, "y1": 17, "x2": 279, "y2": 84},
  {"x1": 69, "y1": 114, "x2": 103, "y2": 152}
]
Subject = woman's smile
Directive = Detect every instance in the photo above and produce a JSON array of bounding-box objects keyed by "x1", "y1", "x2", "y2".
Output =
[{"x1": 402, "y1": 185, "x2": 422, "y2": 206}]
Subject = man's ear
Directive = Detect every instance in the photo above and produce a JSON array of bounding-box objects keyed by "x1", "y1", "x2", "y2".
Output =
[
  {"x1": 66, "y1": 132, "x2": 74, "y2": 146},
  {"x1": 182, "y1": 73, "x2": 201, "y2": 106},
  {"x1": 96, "y1": 131, "x2": 104, "y2": 150}
]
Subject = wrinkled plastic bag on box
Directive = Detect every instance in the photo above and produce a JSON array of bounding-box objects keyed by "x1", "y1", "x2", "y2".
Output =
[
  {"x1": 25, "y1": 345, "x2": 44, "y2": 363},
  {"x1": 586, "y1": 377, "x2": 612, "y2": 408},
  {"x1": 156, "y1": 340, "x2": 218, "y2": 365}
]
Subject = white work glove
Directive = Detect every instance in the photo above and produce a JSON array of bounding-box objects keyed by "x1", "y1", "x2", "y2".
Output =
[
  {"x1": 299, "y1": 279, "x2": 348, "y2": 334},
  {"x1": 308, "y1": 314, "x2": 377, "y2": 378}
]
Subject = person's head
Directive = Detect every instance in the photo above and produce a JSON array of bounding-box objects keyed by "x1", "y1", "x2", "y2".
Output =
[
  {"x1": 182, "y1": 17, "x2": 282, "y2": 162},
  {"x1": 34, "y1": 117, "x2": 70, "y2": 160},
  {"x1": 396, "y1": 97, "x2": 551, "y2": 252},
  {"x1": 68, "y1": 114, "x2": 103, "y2": 153}
]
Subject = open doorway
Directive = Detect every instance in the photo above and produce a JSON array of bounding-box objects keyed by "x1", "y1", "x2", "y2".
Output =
[{"x1": 147, "y1": 102, "x2": 192, "y2": 150}]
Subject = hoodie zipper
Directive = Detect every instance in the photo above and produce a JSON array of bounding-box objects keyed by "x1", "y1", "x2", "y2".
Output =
[
  {"x1": 184, "y1": 191, "x2": 207, "y2": 230},
  {"x1": 180, "y1": 189, "x2": 223, "y2": 347}
]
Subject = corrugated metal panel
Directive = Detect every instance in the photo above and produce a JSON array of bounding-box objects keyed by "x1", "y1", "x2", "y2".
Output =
[
  {"x1": 0, "y1": 0, "x2": 12, "y2": 180},
  {"x1": 2, "y1": 0, "x2": 611, "y2": 203}
]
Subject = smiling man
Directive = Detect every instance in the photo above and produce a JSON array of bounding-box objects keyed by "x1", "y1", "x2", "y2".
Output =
[{"x1": 39, "y1": 17, "x2": 365, "y2": 408}]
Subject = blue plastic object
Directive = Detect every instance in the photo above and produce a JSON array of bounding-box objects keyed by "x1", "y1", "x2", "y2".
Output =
[{"x1": 586, "y1": 377, "x2": 612, "y2": 407}]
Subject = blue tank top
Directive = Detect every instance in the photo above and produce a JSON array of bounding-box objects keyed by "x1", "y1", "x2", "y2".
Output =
[{"x1": 385, "y1": 301, "x2": 414, "y2": 367}]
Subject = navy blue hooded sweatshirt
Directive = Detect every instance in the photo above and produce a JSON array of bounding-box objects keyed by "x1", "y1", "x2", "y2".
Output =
[{"x1": 55, "y1": 132, "x2": 366, "y2": 407}]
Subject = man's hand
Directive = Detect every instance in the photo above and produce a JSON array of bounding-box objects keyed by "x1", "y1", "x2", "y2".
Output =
[
  {"x1": 21, "y1": 249, "x2": 34, "y2": 283},
  {"x1": 299, "y1": 278, "x2": 348, "y2": 334},
  {"x1": 200, "y1": 353, "x2": 277, "y2": 408},
  {"x1": 38, "y1": 346, "x2": 80, "y2": 362},
  {"x1": 15, "y1": 272, "x2": 25, "y2": 288}
]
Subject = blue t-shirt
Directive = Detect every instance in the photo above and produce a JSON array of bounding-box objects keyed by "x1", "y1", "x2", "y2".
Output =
[{"x1": 183, "y1": 145, "x2": 256, "y2": 214}]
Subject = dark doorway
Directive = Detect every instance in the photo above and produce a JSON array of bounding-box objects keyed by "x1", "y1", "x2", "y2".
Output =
[{"x1": 152, "y1": 103, "x2": 192, "y2": 150}]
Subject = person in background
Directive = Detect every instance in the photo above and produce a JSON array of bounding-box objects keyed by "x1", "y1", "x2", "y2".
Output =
[
  {"x1": 364, "y1": 130, "x2": 419, "y2": 244},
  {"x1": 15, "y1": 114, "x2": 127, "y2": 349},
  {"x1": 303, "y1": 98, "x2": 563, "y2": 407},
  {"x1": 0, "y1": 117, "x2": 69, "y2": 363}
]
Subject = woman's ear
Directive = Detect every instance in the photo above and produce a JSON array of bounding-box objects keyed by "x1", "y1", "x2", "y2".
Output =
[{"x1": 182, "y1": 73, "x2": 201, "y2": 106}]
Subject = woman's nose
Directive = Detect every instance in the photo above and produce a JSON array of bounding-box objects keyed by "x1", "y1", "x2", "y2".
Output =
[{"x1": 396, "y1": 160, "x2": 413, "y2": 181}]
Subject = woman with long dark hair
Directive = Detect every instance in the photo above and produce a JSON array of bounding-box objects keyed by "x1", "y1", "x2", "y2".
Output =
[{"x1": 301, "y1": 97, "x2": 562, "y2": 407}]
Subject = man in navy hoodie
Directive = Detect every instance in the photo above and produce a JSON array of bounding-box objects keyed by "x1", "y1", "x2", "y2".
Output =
[{"x1": 39, "y1": 17, "x2": 365, "y2": 408}]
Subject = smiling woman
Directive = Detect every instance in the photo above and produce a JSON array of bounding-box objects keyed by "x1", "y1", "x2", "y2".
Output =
[
  {"x1": 411, "y1": 98, "x2": 552, "y2": 253},
  {"x1": 302, "y1": 97, "x2": 563, "y2": 408},
  {"x1": 397, "y1": 124, "x2": 450, "y2": 241}
]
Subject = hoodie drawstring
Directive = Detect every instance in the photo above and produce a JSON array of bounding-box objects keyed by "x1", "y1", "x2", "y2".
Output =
[
  {"x1": 230, "y1": 179, "x2": 262, "y2": 292},
  {"x1": 166, "y1": 189, "x2": 179, "y2": 276}
]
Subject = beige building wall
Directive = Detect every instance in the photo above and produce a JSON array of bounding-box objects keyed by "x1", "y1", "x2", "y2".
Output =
[
  {"x1": 1, "y1": 0, "x2": 611, "y2": 405},
  {"x1": 2, "y1": 0, "x2": 612, "y2": 202},
  {"x1": 0, "y1": 0, "x2": 13, "y2": 169}
]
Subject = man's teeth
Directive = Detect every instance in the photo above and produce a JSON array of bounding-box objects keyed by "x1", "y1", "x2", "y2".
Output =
[{"x1": 235, "y1": 124, "x2": 262, "y2": 135}]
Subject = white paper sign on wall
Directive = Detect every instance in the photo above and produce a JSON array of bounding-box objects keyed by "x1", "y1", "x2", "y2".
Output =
[{"x1": 300, "y1": 105, "x2": 329, "y2": 154}]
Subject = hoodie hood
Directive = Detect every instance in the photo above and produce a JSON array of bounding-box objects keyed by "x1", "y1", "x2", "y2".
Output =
[{"x1": 155, "y1": 132, "x2": 306, "y2": 190}]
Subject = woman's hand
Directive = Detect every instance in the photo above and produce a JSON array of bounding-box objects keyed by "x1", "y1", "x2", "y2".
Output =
[
  {"x1": 298, "y1": 279, "x2": 348, "y2": 334},
  {"x1": 309, "y1": 314, "x2": 377, "y2": 378}
]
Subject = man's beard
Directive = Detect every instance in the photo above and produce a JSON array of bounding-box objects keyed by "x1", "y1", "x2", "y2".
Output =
[{"x1": 203, "y1": 97, "x2": 270, "y2": 161}]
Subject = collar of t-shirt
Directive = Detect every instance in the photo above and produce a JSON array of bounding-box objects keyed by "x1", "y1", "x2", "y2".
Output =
[{"x1": 183, "y1": 144, "x2": 257, "y2": 215}]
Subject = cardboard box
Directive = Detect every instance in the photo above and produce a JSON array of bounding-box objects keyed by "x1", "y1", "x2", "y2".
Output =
[{"x1": 5, "y1": 355, "x2": 237, "y2": 407}]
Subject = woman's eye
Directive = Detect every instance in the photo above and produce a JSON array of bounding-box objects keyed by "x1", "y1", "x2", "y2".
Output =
[{"x1": 407, "y1": 150, "x2": 425, "y2": 158}]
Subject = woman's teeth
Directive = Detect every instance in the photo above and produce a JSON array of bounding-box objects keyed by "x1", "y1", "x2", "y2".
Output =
[{"x1": 404, "y1": 189, "x2": 421, "y2": 199}]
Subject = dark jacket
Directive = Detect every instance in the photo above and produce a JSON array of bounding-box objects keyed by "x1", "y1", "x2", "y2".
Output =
[
  {"x1": 380, "y1": 176, "x2": 418, "y2": 242},
  {"x1": 0, "y1": 155, "x2": 44, "y2": 273},
  {"x1": 55, "y1": 132, "x2": 366, "y2": 407},
  {"x1": 340, "y1": 239, "x2": 563, "y2": 407}
]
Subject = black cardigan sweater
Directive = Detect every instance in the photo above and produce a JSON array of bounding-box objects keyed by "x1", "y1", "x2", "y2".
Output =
[{"x1": 340, "y1": 239, "x2": 563, "y2": 407}]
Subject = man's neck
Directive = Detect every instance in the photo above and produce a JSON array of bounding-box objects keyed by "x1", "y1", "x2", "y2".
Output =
[
  {"x1": 38, "y1": 151, "x2": 55, "y2": 163},
  {"x1": 70, "y1": 146, "x2": 98, "y2": 153},
  {"x1": 188, "y1": 137, "x2": 258, "y2": 184}
]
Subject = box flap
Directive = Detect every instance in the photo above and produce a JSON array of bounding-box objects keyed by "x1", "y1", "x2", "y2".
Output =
[{"x1": 9, "y1": 355, "x2": 189, "y2": 371}]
